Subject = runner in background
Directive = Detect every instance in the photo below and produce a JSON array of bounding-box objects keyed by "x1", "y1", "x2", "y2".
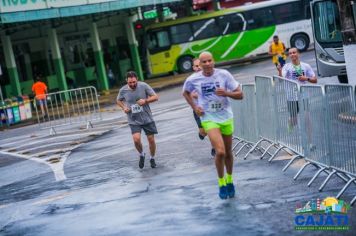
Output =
[
  {"x1": 117, "y1": 71, "x2": 159, "y2": 169},
  {"x1": 269, "y1": 35, "x2": 287, "y2": 73}
]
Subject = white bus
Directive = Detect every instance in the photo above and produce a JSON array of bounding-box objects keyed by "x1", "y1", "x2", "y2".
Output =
[{"x1": 145, "y1": 0, "x2": 313, "y2": 76}]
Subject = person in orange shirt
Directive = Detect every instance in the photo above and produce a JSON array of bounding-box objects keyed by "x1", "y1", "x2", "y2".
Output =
[{"x1": 32, "y1": 74, "x2": 48, "y2": 117}]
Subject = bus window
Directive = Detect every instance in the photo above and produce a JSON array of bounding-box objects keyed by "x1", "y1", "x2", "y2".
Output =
[
  {"x1": 272, "y1": 2, "x2": 302, "y2": 24},
  {"x1": 246, "y1": 8, "x2": 274, "y2": 29},
  {"x1": 170, "y1": 24, "x2": 192, "y2": 44},
  {"x1": 313, "y1": 1, "x2": 342, "y2": 43},
  {"x1": 147, "y1": 30, "x2": 170, "y2": 53},
  {"x1": 157, "y1": 31, "x2": 170, "y2": 47},
  {"x1": 192, "y1": 18, "x2": 220, "y2": 40},
  {"x1": 147, "y1": 33, "x2": 157, "y2": 50},
  {"x1": 217, "y1": 13, "x2": 245, "y2": 35}
]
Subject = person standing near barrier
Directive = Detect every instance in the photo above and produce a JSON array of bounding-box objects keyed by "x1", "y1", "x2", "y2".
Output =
[
  {"x1": 278, "y1": 48, "x2": 317, "y2": 132},
  {"x1": 190, "y1": 58, "x2": 216, "y2": 157},
  {"x1": 269, "y1": 35, "x2": 287, "y2": 72},
  {"x1": 117, "y1": 71, "x2": 159, "y2": 169},
  {"x1": 32, "y1": 74, "x2": 48, "y2": 117},
  {"x1": 182, "y1": 51, "x2": 243, "y2": 199}
]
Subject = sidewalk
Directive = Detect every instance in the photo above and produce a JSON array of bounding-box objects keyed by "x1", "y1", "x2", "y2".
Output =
[{"x1": 0, "y1": 73, "x2": 189, "y2": 131}]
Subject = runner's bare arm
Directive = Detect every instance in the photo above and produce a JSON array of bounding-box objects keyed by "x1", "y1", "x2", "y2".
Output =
[
  {"x1": 117, "y1": 100, "x2": 130, "y2": 113},
  {"x1": 298, "y1": 75, "x2": 317, "y2": 83},
  {"x1": 182, "y1": 91, "x2": 204, "y2": 116},
  {"x1": 137, "y1": 94, "x2": 159, "y2": 106},
  {"x1": 182, "y1": 91, "x2": 195, "y2": 109},
  {"x1": 216, "y1": 86, "x2": 243, "y2": 100},
  {"x1": 268, "y1": 44, "x2": 274, "y2": 56}
]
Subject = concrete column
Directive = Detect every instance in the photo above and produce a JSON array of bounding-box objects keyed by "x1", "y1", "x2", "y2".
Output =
[
  {"x1": 90, "y1": 22, "x2": 109, "y2": 92},
  {"x1": 24, "y1": 54, "x2": 33, "y2": 81},
  {"x1": 48, "y1": 28, "x2": 68, "y2": 91},
  {"x1": 1, "y1": 35, "x2": 21, "y2": 96},
  {"x1": 125, "y1": 16, "x2": 144, "y2": 81},
  {"x1": 213, "y1": 0, "x2": 221, "y2": 11}
]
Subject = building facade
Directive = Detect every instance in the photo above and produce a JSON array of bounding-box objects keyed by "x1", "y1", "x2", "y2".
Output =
[{"x1": 0, "y1": 0, "x2": 184, "y2": 98}]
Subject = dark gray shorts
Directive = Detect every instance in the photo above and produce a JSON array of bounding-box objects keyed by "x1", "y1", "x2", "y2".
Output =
[{"x1": 129, "y1": 122, "x2": 158, "y2": 135}]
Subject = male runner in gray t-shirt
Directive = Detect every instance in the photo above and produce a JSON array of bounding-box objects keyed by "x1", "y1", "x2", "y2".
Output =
[{"x1": 117, "y1": 71, "x2": 159, "y2": 169}]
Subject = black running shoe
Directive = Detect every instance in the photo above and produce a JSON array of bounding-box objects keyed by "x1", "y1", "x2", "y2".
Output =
[
  {"x1": 150, "y1": 158, "x2": 157, "y2": 168},
  {"x1": 139, "y1": 154, "x2": 145, "y2": 169},
  {"x1": 211, "y1": 148, "x2": 216, "y2": 157},
  {"x1": 198, "y1": 133, "x2": 205, "y2": 140}
]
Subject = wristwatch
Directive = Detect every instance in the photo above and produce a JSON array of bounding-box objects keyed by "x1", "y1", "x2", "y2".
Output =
[{"x1": 307, "y1": 77, "x2": 310, "y2": 82}]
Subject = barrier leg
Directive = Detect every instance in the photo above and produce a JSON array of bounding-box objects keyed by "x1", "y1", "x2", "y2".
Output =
[
  {"x1": 294, "y1": 161, "x2": 312, "y2": 180},
  {"x1": 268, "y1": 145, "x2": 285, "y2": 162},
  {"x1": 50, "y1": 127, "x2": 57, "y2": 136},
  {"x1": 336, "y1": 177, "x2": 356, "y2": 199},
  {"x1": 336, "y1": 172, "x2": 350, "y2": 183},
  {"x1": 259, "y1": 142, "x2": 276, "y2": 160},
  {"x1": 307, "y1": 167, "x2": 327, "y2": 187},
  {"x1": 282, "y1": 155, "x2": 302, "y2": 172},
  {"x1": 351, "y1": 196, "x2": 356, "y2": 206},
  {"x1": 255, "y1": 146, "x2": 266, "y2": 155},
  {"x1": 86, "y1": 121, "x2": 93, "y2": 129},
  {"x1": 319, "y1": 169, "x2": 337, "y2": 192},
  {"x1": 235, "y1": 143, "x2": 250, "y2": 157},
  {"x1": 243, "y1": 138, "x2": 265, "y2": 160},
  {"x1": 232, "y1": 139, "x2": 244, "y2": 152}
]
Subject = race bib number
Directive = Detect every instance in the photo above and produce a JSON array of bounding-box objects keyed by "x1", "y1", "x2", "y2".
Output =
[
  {"x1": 131, "y1": 104, "x2": 143, "y2": 114},
  {"x1": 208, "y1": 101, "x2": 223, "y2": 112}
]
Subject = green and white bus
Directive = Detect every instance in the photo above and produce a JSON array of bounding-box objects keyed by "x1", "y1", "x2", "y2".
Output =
[{"x1": 145, "y1": 0, "x2": 313, "y2": 76}]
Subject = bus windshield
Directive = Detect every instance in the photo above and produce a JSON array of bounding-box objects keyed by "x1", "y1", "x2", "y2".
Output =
[{"x1": 312, "y1": 1, "x2": 342, "y2": 45}]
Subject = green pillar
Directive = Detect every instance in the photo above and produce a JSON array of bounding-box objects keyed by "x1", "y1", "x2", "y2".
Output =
[
  {"x1": 125, "y1": 16, "x2": 144, "y2": 81},
  {"x1": 48, "y1": 28, "x2": 68, "y2": 92},
  {"x1": 1, "y1": 35, "x2": 21, "y2": 96},
  {"x1": 90, "y1": 22, "x2": 109, "y2": 92}
]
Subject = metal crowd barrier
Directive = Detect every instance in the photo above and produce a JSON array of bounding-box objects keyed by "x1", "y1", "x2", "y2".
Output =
[
  {"x1": 231, "y1": 76, "x2": 356, "y2": 205},
  {"x1": 243, "y1": 76, "x2": 278, "y2": 160},
  {"x1": 34, "y1": 86, "x2": 102, "y2": 134},
  {"x1": 319, "y1": 85, "x2": 356, "y2": 200},
  {"x1": 232, "y1": 84, "x2": 263, "y2": 157}
]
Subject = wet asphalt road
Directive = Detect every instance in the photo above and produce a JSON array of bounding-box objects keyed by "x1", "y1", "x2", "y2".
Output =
[{"x1": 0, "y1": 54, "x2": 355, "y2": 236}]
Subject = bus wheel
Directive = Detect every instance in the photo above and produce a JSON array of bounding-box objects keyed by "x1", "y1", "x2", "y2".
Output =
[
  {"x1": 291, "y1": 34, "x2": 309, "y2": 52},
  {"x1": 177, "y1": 56, "x2": 193, "y2": 73},
  {"x1": 338, "y1": 74, "x2": 348, "y2": 84}
]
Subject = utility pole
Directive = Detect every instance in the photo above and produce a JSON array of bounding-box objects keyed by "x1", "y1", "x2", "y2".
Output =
[{"x1": 336, "y1": 0, "x2": 356, "y2": 85}]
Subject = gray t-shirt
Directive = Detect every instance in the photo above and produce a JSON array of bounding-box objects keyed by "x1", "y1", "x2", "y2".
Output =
[{"x1": 117, "y1": 82, "x2": 156, "y2": 125}]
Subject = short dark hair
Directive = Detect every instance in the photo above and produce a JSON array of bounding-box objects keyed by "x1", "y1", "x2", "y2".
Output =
[{"x1": 126, "y1": 71, "x2": 138, "y2": 80}]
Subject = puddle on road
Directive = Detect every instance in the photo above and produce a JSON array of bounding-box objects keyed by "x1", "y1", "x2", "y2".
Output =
[
  {"x1": 254, "y1": 203, "x2": 273, "y2": 209},
  {"x1": 236, "y1": 204, "x2": 253, "y2": 211}
]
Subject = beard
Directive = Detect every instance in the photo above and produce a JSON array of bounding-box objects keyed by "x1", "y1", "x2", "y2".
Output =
[{"x1": 129, "y1": 84, "x2": 137, "y2": 89}]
